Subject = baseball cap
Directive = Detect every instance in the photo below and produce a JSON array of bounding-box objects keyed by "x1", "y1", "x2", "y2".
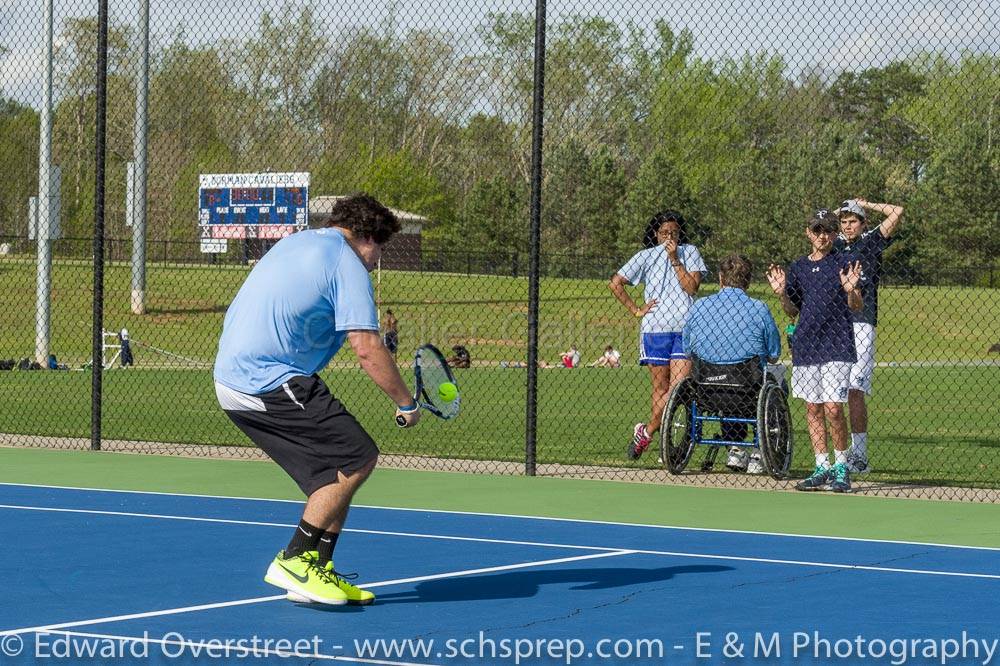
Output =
[
  {"x1": 808, "y1": 209, "x2": 840, "y2": 233},
  {"x1": 835, "y1": 199, "x2": 867, "y2": 220}
]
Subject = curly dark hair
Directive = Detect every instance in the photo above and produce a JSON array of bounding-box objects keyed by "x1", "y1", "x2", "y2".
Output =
[
  {"x1": 642, "y1": 209, "x2": 689, "y2": 249},
  {"x1": 324, "y1": 193, "x2": 401, "y2": 245}
]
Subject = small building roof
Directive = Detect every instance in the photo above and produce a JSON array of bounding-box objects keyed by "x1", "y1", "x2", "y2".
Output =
[{"x1": 309, "y1": 196, "x2": 427, "y2": 234}]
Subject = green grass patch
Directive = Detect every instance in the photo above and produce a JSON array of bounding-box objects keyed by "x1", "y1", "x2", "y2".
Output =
[
  {"x1": 2, "y1": 256, "x2": 997, "y2": 489},
  {"x1": 1, "y1": 256, "x2": 997, "y2": 366},
  {"x1": 2, "y1": 365, "x2": 997, "y2": 487}
]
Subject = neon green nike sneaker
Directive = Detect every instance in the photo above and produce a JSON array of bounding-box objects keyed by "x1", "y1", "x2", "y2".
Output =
[
  {"x1": 264, "y1": 551, "x2": 348, "y2": 605},
  {"x1": 286, "y1": 555, "x2": 375, "y2": 606}
]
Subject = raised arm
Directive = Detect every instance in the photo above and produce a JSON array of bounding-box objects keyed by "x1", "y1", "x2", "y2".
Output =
[
  {"x1": 857, "y1": 199, "x2": 904, "y2": 238},
  {"x1": 839, "y1": 261, "x2": 864, "y2": 311},
  {"x1": 665, "y1": 239, "x2": 702, "y2": 296},
  {"x1": 766, "y1": 264, "x2": 799, "y2": 319}
]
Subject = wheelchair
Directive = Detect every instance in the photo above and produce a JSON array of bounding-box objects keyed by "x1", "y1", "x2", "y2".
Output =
[{"x1": 659, "y1": 357, "x2": 793, "y2": 479}]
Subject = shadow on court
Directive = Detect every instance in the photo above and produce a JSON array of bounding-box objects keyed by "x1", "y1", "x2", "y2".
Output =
[{"x1": 373, "y1": 565, "x2": 732, "y2": 604}]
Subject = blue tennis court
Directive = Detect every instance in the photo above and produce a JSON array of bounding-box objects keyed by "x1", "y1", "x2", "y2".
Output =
[{"x1": 2, "y1": 482, "x2": 999, "y2": 664}]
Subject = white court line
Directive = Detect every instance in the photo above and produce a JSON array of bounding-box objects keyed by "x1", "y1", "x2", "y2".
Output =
[
  {"x1": 3, "y1": 481, "x2": 1000, "y2": 553},
  {"x1": 0, "y1": 594, "x2": 287, "y2": 638},
  {"x1": 623, "y1": 548, "x2": 1000, "y2": 580},
  {"x1": 0, "y1": 504, "x2": 618, "y2": 552},
  {"x1": 45, "y1": 630, "x2": 437, "y2": 666},
  {"x1": 1, "y1": 503, "x2": 998, "y2": 582},
  {"x1": 0, "y1": 551, "x2": 633, "y2": 637},
  {"x1": 0, "y1": 503, "x2": 293, "y2": 529}
]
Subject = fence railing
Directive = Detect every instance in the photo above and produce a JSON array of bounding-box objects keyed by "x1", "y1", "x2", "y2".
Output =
[
  {"x1": 3, "y1": 237, "x2": 998, "y2": 287},
  {"x1": 2, "y1": 0, "x2": 998, "y2": 500}
]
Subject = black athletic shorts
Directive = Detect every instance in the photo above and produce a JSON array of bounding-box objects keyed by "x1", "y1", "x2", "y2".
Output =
[{"x1": 223, "y1": 375, "x2": 379, "y2": 495}]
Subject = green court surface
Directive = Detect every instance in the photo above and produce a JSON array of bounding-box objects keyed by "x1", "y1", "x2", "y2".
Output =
[{"x1": 2, "y1": 447, "x2": 1000, "y2": 549}]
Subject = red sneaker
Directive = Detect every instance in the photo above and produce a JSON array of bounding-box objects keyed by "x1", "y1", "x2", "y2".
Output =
[{"x1": 628, "y1": 423, "x2": 651, "y2": 460}]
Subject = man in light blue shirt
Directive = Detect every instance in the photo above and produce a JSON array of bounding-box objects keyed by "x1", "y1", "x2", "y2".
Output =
[
  {"x1": 682, "y1": 255, "x2": 781, "y2": 366},
  {"x1": 214, "y1": 194, "x2": 420, "y2": 607},
  {"x1": 214, "y1": 225, "x2": 383, "y2": 394},
  {"x1": 682, "y1": 254, "x2": 781, "y2": 472}
]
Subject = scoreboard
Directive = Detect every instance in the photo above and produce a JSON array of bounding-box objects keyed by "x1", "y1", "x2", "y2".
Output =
[{"x1": 198, "y1": 172, "x2": 309, "y2": 240}]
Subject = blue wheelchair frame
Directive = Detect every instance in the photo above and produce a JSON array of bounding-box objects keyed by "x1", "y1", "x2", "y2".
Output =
[
  {"x1": 689, "y1": 403, "x2": 760, "y2": 449},
  {"x1": 660, "y1": 358, "x2": 792, "y2": 478}
]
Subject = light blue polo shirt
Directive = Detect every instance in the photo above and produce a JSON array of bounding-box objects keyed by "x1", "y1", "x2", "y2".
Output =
[
  {"x1": 214, "y1": 228, "x2": 379, "y2": 394},
  {"x1": 617, "y1": 244, "x2": 708, "y2": 333},
  {"x1": 682, "y1": 287, "x2": 781, "y2": 364}
]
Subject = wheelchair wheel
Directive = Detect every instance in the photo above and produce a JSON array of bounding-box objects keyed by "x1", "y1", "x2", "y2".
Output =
[
  {"x1": 660, "y1": 377, "x2": 695, "y2": 474},
  {"x1": 756, "y1": 383, "x2": 793, "y2": 479}
]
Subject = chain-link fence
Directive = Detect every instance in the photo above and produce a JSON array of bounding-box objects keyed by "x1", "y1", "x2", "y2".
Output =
[{"x1": 1, "y1": 0, "x2": 997, "y2": 500}]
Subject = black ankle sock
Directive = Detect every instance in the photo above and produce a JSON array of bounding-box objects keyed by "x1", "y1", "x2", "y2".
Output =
[
  {"x1": 316, "y1": 531, "x2": 340, "y2": 566},
  {"x1": 284, "y1": 519, "x2": 323, "y2": 558}
]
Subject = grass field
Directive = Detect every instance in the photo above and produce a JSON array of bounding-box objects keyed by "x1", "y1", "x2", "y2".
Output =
[
  {"x1": 1, "y1": 255, "x2": 997, "y2": 487},
  {"x1": 2, "y1": 365, "x2": 997, "y2": 487},
  {"x1": 1, "y1": 256, "x2": 998, "y2": 365}
]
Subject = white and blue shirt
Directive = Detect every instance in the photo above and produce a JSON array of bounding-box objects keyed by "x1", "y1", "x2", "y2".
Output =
[
  {"x1": 214, "y1": 228, "x2": 379, "y2": 394},
  {"x1": 617, "y1": 244, "x2": 708, "y2": 333}
]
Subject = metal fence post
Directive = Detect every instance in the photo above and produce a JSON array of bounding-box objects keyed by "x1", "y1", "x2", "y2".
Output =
[
  {"x1": 525, "y1": 0, "x2": 547, "y2": 477},
  {"x1": 90, "y1": 0, "x2": 109, "y2": 452}
]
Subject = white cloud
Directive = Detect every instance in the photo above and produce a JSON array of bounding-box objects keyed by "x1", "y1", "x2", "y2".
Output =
[{"x1": 825, "y1": 3, "x2": 997, "y2": 71}]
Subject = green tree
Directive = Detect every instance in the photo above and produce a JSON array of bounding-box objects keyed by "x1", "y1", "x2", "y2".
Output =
[
  {"x1": 620, "y1": 148, "x2": 692, "y2": 257},
  {"x1": 148, "y1": 37, "x2": 240, "y2": 243},
  {"x1": 902, "y1": 55, "x2": 1000, "y2": 279},
  {"x1": 0, "y1": 99, "x2": 40, "y2": 236},
  {"x1": 53, "y1": 17, "x2": 131, "y2": 221}
]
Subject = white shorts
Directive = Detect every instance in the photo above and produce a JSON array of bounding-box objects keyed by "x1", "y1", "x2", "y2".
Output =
[
  {"x1": 792, "y1": 362, "x2": 852, "y2": 404},
  {"x1": 849, "y1": 323, "x2": 876, "y2": 394},
  {"x1": 766, "y1": 363, "x2": 787, "y2": 387}
]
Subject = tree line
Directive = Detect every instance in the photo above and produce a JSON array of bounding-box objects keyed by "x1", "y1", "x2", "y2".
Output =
[{"x1": 1, "y1": 8, "x2": 997, "y2": 284}]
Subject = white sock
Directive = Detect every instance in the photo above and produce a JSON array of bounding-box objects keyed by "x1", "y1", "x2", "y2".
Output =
[
  {"x1": 815, "y1": 453, "x2": 830, "y2": 469},
  {"x1": 835, "y1": 449, "x2": 848, "y2": 465},
  {"x1": 851, "y1": 433, "x2": 868, "y2": 458}
]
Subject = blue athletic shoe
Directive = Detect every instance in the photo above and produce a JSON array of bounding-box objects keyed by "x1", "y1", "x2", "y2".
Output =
[
  {"x1": 830, "y1": 462, "x2": 852, "y2": 493},
  {"x1": 795, "y1": 465, "x2": 832, "y2": 491}
]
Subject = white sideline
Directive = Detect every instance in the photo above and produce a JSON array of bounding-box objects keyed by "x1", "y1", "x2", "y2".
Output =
[
  {"x1": 0, "y1": 503, "x2": 617, "y2": 551},
  {"x1": 2, "y1": 481, "x2": 1000, "y2": 553},
  {"x1": 1, "y1": 503, "x2": 998, "y2": 581}
]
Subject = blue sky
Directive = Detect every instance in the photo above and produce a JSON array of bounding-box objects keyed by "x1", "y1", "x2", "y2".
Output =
[{"x1": 2, "y1": 0, "x2": 997, "y2": 108}]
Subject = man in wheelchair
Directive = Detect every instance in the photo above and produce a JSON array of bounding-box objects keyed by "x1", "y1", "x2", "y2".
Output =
[{"x1": 674, "y1": 255, "x2": 786, "y2": 475}]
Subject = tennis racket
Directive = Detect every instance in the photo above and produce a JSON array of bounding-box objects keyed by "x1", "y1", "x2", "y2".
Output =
[{"x1": 396, "y1": 344, "x2": 461, "y2": 426}]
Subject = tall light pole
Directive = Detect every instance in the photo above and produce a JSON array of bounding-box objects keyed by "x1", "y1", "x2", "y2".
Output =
[
  {"x1": 129, "y1": 0, "x2": 149, "y2": 314},
  {"x1": 35, "y1": 0, "x2": 54, "y2": 365}
]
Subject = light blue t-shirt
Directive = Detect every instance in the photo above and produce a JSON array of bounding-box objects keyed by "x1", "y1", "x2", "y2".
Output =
[
  {"x1": 617, "y1": 244, "x2": 708, "y2": 333},
  {"x1": 213, "y1": 228, "x2": 378, "y2": 394},
  {"x1": 682, "y1": 287, "x2": 781, "y2": 365}
]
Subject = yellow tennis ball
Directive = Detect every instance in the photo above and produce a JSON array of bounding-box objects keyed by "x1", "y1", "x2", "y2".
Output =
[{"x1": 438, "y1": 382, "x2": 458, "y2": 402}]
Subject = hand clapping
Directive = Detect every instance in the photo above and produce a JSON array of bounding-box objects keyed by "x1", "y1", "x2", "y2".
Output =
[{"x1": 840, "y1": 260, "x2": 862, "y2": 292}]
